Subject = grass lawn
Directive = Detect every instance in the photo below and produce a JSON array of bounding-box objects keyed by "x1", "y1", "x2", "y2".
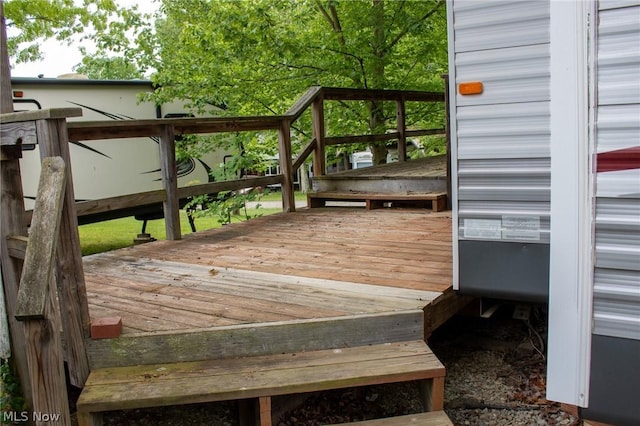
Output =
[
  {"x1": 257, "y1": 189, "x2": 307, "y2": 202},
  {"x1": 79, "y1": 207, "x2": 281, "y2": 256},
  {"x1": 78, "y1": 191, "x2": 307, "y2": 256}
]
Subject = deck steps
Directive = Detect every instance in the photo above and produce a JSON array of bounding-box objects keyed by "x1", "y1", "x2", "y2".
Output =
[
  {"x1": 77, "y1": 340, "x2": 446, "y2": 426},
  {"x1": 336, "y1": 411, "x2": 453, "y2": 425},
  {"x1": 308, "y1": 191, "x2": 447, "y2": 212}
]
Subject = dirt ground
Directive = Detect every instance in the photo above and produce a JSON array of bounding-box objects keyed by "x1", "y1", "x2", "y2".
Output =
[{"x1": 69, "y1": 305, "x2": 580, "y2": 425}]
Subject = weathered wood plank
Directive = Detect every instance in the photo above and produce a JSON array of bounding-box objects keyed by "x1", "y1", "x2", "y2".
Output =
[
  {"x1": 285, "y1": 86, "x2": 322, "y2": 120},
  {"x1": 396, "y1": 98, "x2": 407, "y2": 162},
  {"x1": 277, "y1": 120, "x2": 295, "y2": 212},
  {"x1": 16, "y1": 157, "x2": 70, "y2": 424},
  {"x1": 322, "y1": 87, "x2": 444, "y2": 102},
  {"x1": 292, "y1": 137, "x2": 316, "y2": 172},
  {"x1": 0, "y1": 120, "x2": 37, "y2": 147},
  {"x1": 79, "y1": 340, "x2": 443, "y2": 412},
  {"x1": 159, "y1": 124, "x2": 181, "y2": 240},
  {"x1": 37, "y1": 118, "x2": 91, "y2": 387},
  {"x1": 0, "y1": 107, "x2": 82, "y2": 124},
  {"x1": 336, "y1": 411, "x2": 452, "y2": 425},
  {"x1": 6, "y1": 235, "x2": 28, "y2": 260},
  {"x1": 324, "y1": 132, "x2": 400, "y2": 147},
  {"x1": 0, "y1": 4, "x2": 32, "y2": 402},
  {"x1": 312, "y1": 95, "x2": 326, "y2": 176},
  {"x1": 0, "y1": 144, "x2": 33, "y2": 406},
  {"x1": 16, "y1": 157, "x2": 66, "y2": 320},
  {"x1": 86, "y1": 310, "x2": 424, "y2": 368},
  {"x1": 67, "y1": 115, "x2": 286, "y2": 141},
  {"x1": 176, "y1": 175, "x2": 283, "y2": 199}
]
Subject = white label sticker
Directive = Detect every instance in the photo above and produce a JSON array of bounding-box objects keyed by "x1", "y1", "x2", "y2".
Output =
[
  {"x1": 502, "y1": 216, "x2": 540, "y2": 241},
  {"x1": 463, "y1": 219, "x2": 502, "y2": 240}
]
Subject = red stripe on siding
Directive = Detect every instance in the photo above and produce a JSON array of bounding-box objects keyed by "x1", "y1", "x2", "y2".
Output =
[{"x1": 597, "y1": 146, "x2": 640, "y2": 173}]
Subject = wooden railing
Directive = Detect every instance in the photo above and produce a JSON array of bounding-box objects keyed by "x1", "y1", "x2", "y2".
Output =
[
  {"x1": 0, "y1": 86, "x2": 445, "y2": 419},
  {"x1": 64, "y1": 86, "x2": 445, "y2": 241}
]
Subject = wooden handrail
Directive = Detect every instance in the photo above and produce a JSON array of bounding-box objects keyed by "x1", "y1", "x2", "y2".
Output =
[{"x1": 49, "y1": 86, "x2": 446, "y2": 238}]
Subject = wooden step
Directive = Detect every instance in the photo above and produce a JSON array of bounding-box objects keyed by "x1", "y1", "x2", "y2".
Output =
[
  {"x1": 77, "y1": 340, "x2": 445, "y2": 426},
  {"x1": 336, "y1": 411, "x2": 453, "y2": 425},
  {"x1": 308, "y1": 191, "x2": 447, "y2": 212}
]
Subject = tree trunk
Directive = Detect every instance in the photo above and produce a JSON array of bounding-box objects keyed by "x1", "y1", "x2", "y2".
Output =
[{"x1": 370, "y1": 0, "x2": 387, "y2": 165}]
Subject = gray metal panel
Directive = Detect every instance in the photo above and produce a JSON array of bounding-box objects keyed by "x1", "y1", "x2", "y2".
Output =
[
  {"x1": 454, "y1": 44, "x2": 550, "y2": 107},
  {"x1": 597, "y1": 6, "x2": 640, "y2": 105},
  {"x1": 452, "y1": 0, "x2": 549, "y2": 53},
  {"x1": 456, "y1": 102, "x2": 550, "y2": 159},
  {"x1": 583, "y1": 334, "x2": 640, "y2": 426},
  {"x1": 593, "y1": 2, "x2": 640, "y2": 341},
  {"x1": 449, "y1": 0, "x2": 551, "y2": 299},
  {"x1": 600, "y1": 0, "x2": 640, "y2": 8},
  {"x1": 596, "y1": 104, "x2": 640, "y2": 153},
  {"x1": 459, "y1": 240, "x2": 549, "y2": 301}
]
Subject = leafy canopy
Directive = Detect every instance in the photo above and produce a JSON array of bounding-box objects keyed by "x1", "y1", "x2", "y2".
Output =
[{"x1": 5, "y1": 0, "x2": 448, "y2": 163}]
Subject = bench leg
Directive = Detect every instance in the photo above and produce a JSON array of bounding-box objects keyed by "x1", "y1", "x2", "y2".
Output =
[
  {"x1": 307, "y1": 197, "x2": 326, "y2": 208},
  {"x1": 432, "y1": 196, "x2": 447, "y2": 212},
  {"x1": 419, "y1": 376, "x2": 445, "y2": 411},
  {"x1": 239, "y1": 397, "x2": 272, "y2": 426},
  {"x1": 367, "y1": 200, "x2": 384, "y2": 210},
  {"x1": 77, "y1": 411, "x2": 103, "y2": 426}
]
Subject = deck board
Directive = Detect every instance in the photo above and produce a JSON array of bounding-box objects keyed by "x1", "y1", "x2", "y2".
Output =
[{"x1": 83, "y1": 208, "x2": 452, "y2": 341}]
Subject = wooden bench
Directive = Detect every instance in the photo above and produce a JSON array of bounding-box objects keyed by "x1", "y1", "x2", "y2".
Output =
[
  {"x1": 77, "y1": 340, "x2": 445, "y2": 426},
  {"x1": 337, "y1": 411, "x2": 453, "y2": 425},
  {"x1": 307, "y1": 191, "x2": 447, "y2": 212}
]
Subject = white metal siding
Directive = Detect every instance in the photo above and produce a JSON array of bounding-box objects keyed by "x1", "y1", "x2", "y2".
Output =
[
  {"x1": 449, "y1": 0, "x2": 551, "y2": 244},
  {"x1": 593, "y1": 1, "x2": 640, "y2": 341}
]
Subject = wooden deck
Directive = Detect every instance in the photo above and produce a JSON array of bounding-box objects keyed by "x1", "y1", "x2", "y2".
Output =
[{"x1": 82, "y1": 207, "x2": 453, "y2": 368}]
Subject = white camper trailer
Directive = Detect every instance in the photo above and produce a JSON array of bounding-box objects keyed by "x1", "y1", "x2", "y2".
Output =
[
  {"x1": 11, "y1": 77, "x2": 229, "y2": 222},
  {"x1": 447, "y1": 1, "x2": 639, "y2": 424}
]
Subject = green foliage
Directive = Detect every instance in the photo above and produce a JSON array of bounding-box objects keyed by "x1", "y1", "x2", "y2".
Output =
[
  {"x1": 6, "y1": 0, "x2": 448, "y2": 166},
  {"x1": 187, "y1": 189, "x2": 269, "y2": 226},
  {"x1": 73, "y1": 52, "x2": 144, "y2": 79},
  {"x1": 0, "y1": 359, "x2": 26, "y2": 420},
  {"x1": 5, "y1": 0, "x2": 123, "y2": 63}
]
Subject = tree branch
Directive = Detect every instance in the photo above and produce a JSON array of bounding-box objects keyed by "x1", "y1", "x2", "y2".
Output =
[
  {"x1": 384, "y1": 0, "x2": 444, "y2": 53},
  {"x1": 316, "y1": 1, "x2": 333, "y2": 25}
]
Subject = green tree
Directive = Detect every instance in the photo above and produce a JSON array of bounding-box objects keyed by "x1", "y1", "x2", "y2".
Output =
[
  {"x1": 73, "y1": 51, "x2": 144, "y2": 79},
  {"x1": 145, "y1": 0, "x2": 447, "y2": 165},
  {"x1": 3, "y1": 0, "x2": 153, "y2": 78}
]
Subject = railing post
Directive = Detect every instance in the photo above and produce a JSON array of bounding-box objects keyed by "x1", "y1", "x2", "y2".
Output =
[
  {"x1": 396, "y1": 96, "x2": 407, "y2": 162},
  {"x1": 36, "y1": 117, "x2": 91, "y2": 387},
  {"x1": 278, "y1": 120, "x2": 295, "y2": 212},
  {"x1": 159, "y1": 125, "x2": 182, "y2": 240},
  {"x1": 312, "y1": 94, "x2": 326, "y2": 176},
  {"x1": 441, "y1": 73, "x2": 452, "y2": 210},
  {"x1": 1, "y1": 6, "x2": 33, "y2": 406}
]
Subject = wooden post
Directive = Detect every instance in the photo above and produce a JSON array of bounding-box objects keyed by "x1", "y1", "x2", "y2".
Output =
[
  {"x1": 36, "y1": 118, "x2": 91, "y2": 386},
  {"x1": 311, "y1": 95, "x2": 326, "y2": 177},
  {"x1": 396, "y1": 96, "x2": 407, "y2": 162},
  {"x1": 159, "y1": 125, "x2": 181, "y2": 240},
  {"x1": 277, "y1": 120, "x2": 295, "y2": 213},
  {"x1": 16, "y1": 157, "x2": 71, "y2": 425},
  {"x1": 0, "y1": 0, "x2": 34, "y2": 409},
  {"x1": 442, "y1": 73, "x2": 452, "y2": 210}
]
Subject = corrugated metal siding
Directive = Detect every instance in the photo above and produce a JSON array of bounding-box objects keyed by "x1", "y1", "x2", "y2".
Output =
[
  {"x1": 593, "y1": 1, "x2": 640, "y2": 341},
  {"x1": 452, "y1": 0, "x2": 549, "y2": 52},
  {"x1": 450, "y1": 0, "x2": 551, "y2": 245}
]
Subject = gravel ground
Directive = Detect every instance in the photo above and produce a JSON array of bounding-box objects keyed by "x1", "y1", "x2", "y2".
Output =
[{"x1": 71, "y1": 305, "x2": 580, "y2": 425}]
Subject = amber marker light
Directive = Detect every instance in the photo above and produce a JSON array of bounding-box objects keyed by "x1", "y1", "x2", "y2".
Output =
[
  {"x1": 458, "y1": 82, "x2": 483, "y2": 95},
  {"x1": 12, "y1": 90, "x2": 24, "y2": 98}
]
